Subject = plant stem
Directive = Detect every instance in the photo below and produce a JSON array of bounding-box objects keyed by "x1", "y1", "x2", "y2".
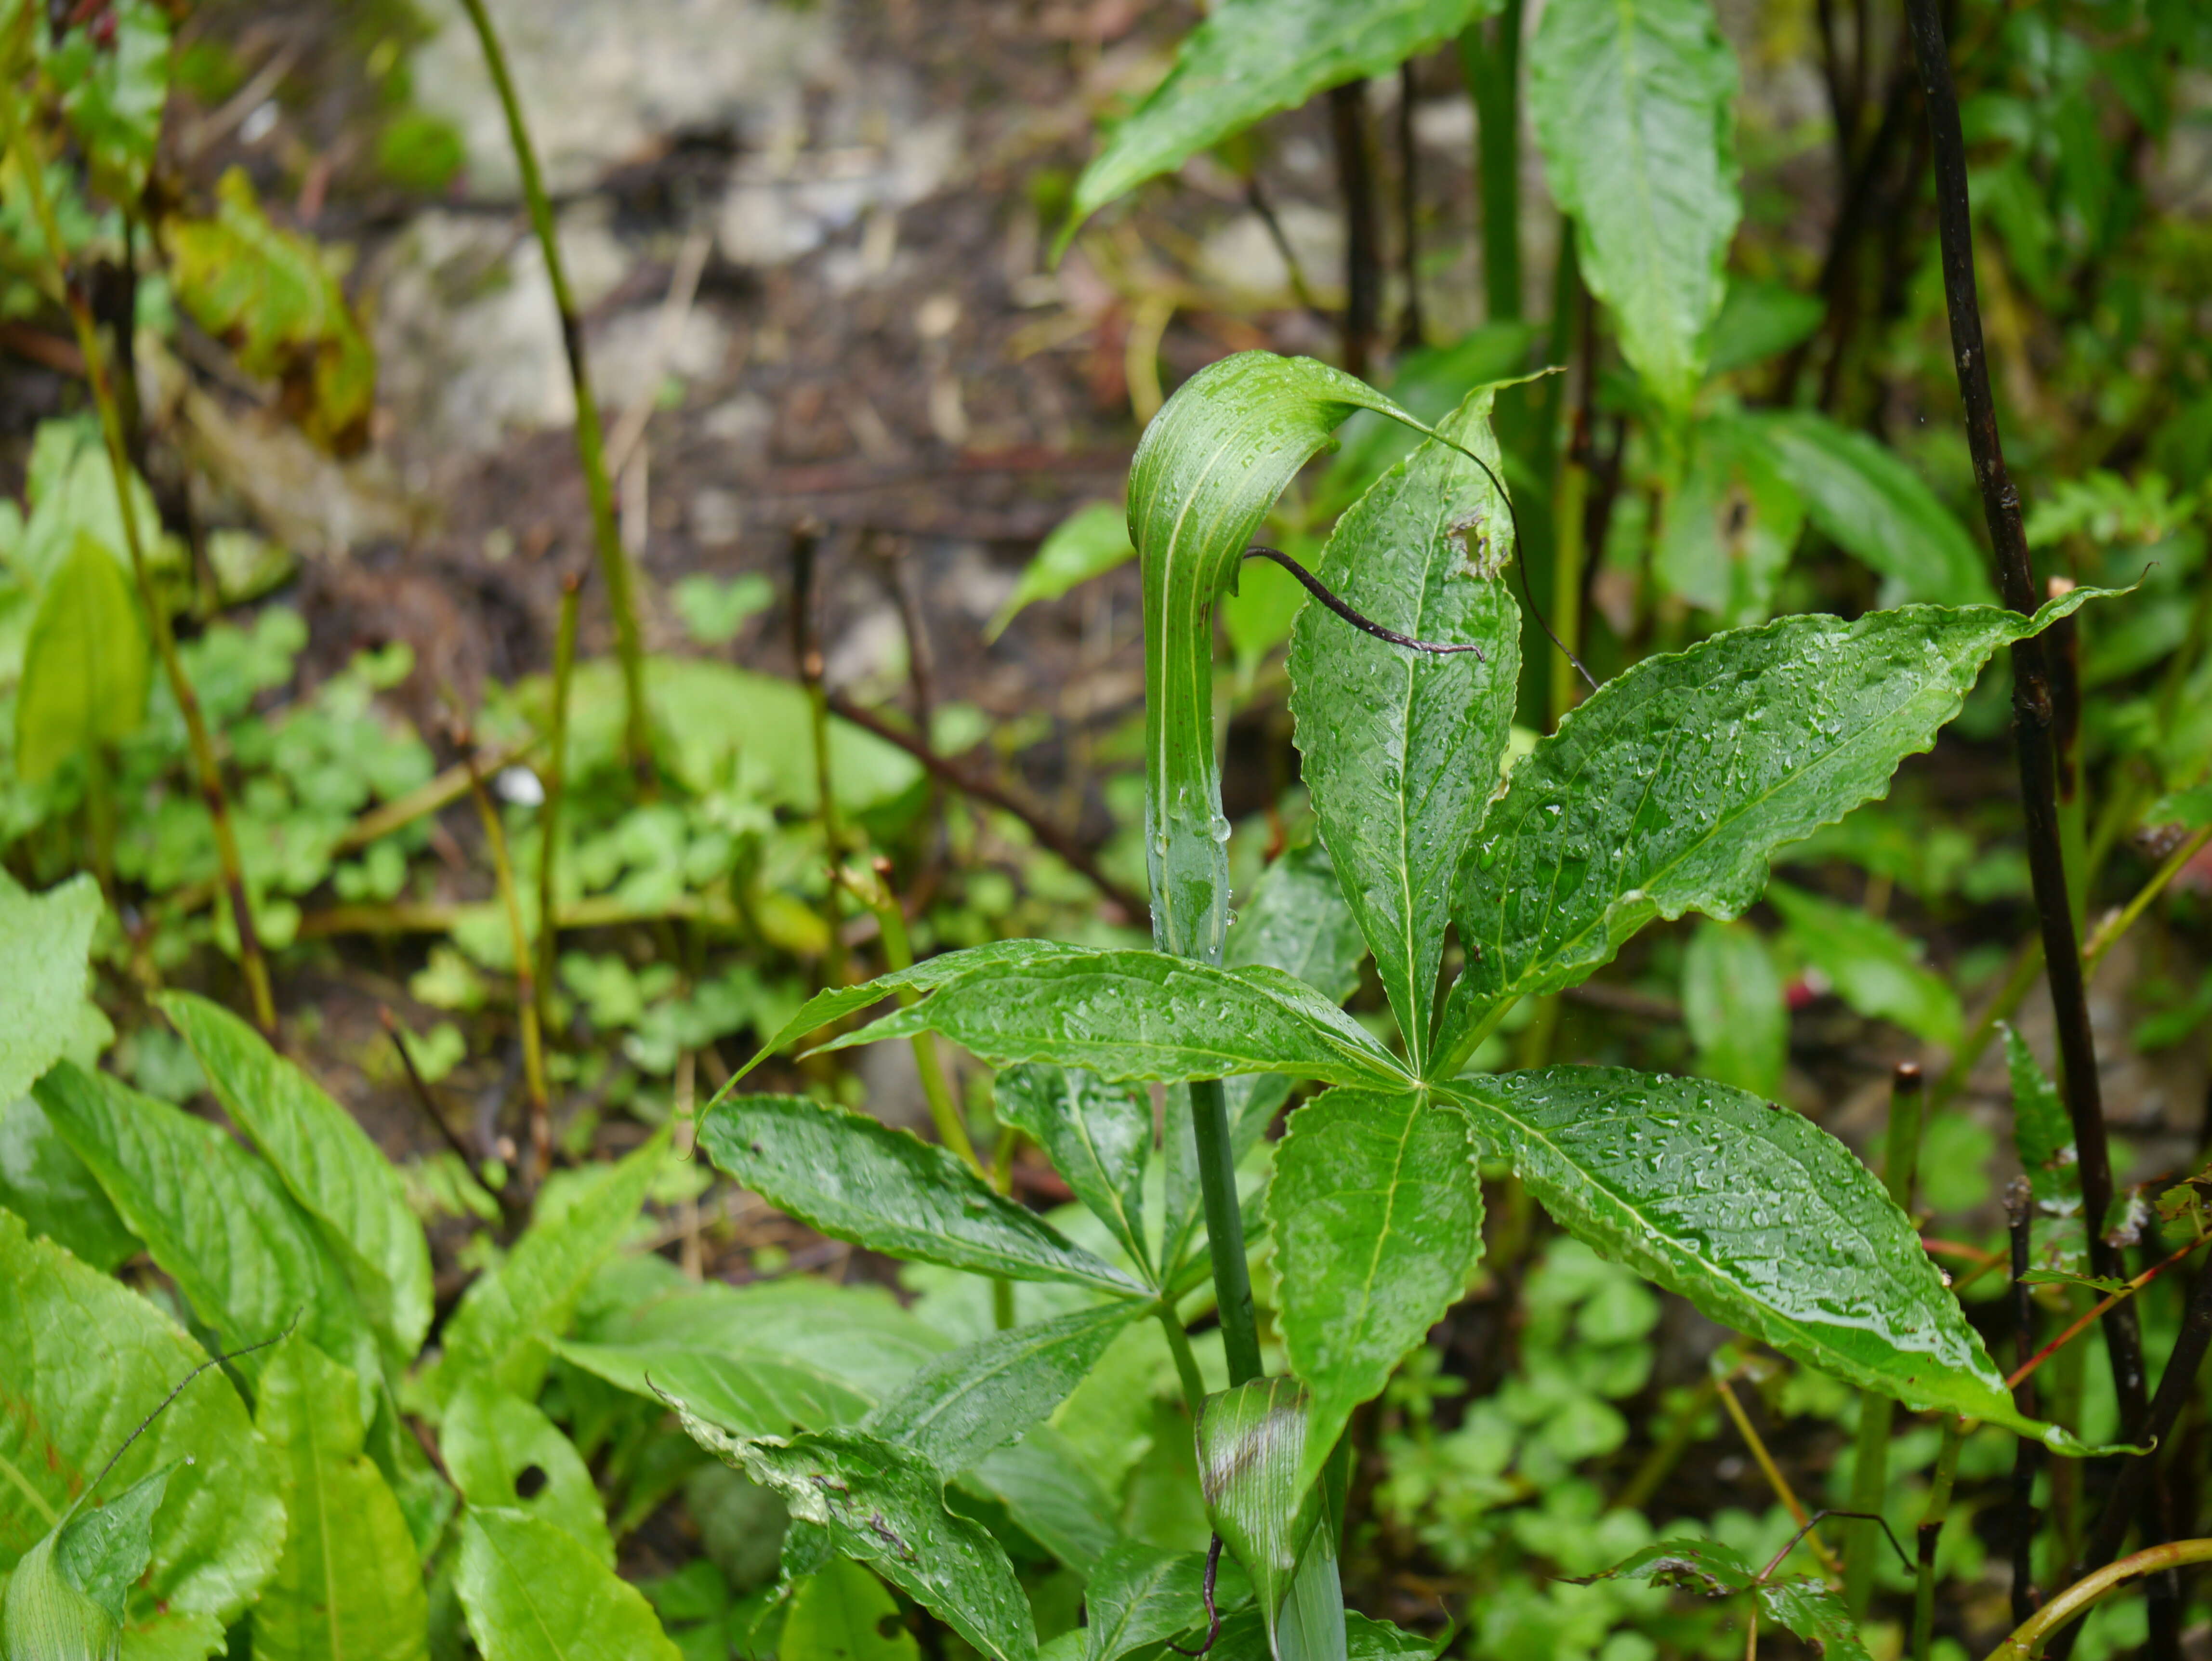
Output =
[
  {"x1": 462, "y1": 739, "x2": 550, "y2": 1181},
  {"x1": 2005, "y1": 1233, "x2": 2204, "y2": 1393},
  {"x1": 456, "y1": 0, "x2": 651, "y2": 788},
  {"x1": 1848, "y1": 1064, "x2": 1925, "y2": 1613},
  {"x1": 1191, "y1": 1078, "x2": 1263, "y2": 1387},
  {"x1": 1329, "y1": 79, "x2": 1380, "y2": 380},
  {"x1": 1984, "y1": 1538, "x2": 2212, "y2": 1661},
  {"x1": 860, "y1": 861, "x2": 981, "y2": 1175},
  {"x1": 2008, "y1": 1180, "x2": 2044, "y2": 1626},
  {"x1": 790, "y1": 520, "x2": 851, "y2": 990},
  {"x1": 1901, "y1": 0, "x2": 2150, "y2": 1467},
  {"x1": 0, "y1": 85, "x2": 275, "y2": 1033},
  {"x1": 1159, "y1": 1303, "x2": 1209, "y2": 1420},
  {"x1": 1395, "y1": 62, "x2": 1425, "y2": 350},
  {"x1": 1459, "y1": 0, "x2": 1524, "y2": 323},
  {"x1": 536, "y1": 575, "x2": 579, "y2": 1048},
  {"x1": 1715, "y1": 1369, "x2": 1842, "y2": 1579},
  {"x1": 1913, "y1": 1417, "x2": 1965, "y2": 1661}
]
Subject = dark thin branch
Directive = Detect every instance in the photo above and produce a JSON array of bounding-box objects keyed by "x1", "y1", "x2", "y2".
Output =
[
  {"x1": 1900, "y1": 0, "x2": 2154, "y2": 1581},
  {"x1": 1244, "y1": 176, "x2": 1330, "y2": 326},
  {"x1": 824, "y1": 691, "x2": 1149, "y2": 925},
  {"x1": 2008, "y1": 1177, "x2": 2045, "y2": 1626},
  {"x1": 1329, "y1": 79, "x2": 1381, "y2": 380},
  {"x1": 1396, "y1": 61, "x2": 1425, "y2": 350},
  {"x1": 1241, "y1": 546, "x2": 1484, "y2": 657}
]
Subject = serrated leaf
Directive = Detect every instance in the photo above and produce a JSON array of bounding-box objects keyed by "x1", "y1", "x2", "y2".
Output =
[
  {"x1": 253, "y1": 1336, "x2": 428, "y2": 1661},
  {"x1": 1127, "y1": 353, "x2": 1423, "y2": 962},
  {"x1": 986, "y1": 502, "x2": 1134, "y2": 641},
  {"x1": 159, "y1": 991, "x2": 433, "y2": 1362},
  {"x1": 722, "y1": 940, "x2": 1090, "y2": 1089},
  {"x1": 827, "y1": 950, "x2": 1409, "y2": 1092},
  {"x1": 1755, "y1": 1578, "x2": 1871, "y2": 1660},
  {"x1": 1286, "y1": 382, "x2": 1521, "y2": 1066},
  {"x1": 1270, "y1": 1091, "x2": 1482, "y2": 1493},
  {"x1": 1225, "y1": 842, "x2": 1368, "y2": 1006},
  {"x1": 663, "y1": 1411, "x2": 1036, "y2": 1661},
  {"x1": 1767, "y1": 880, "x2": 1964, "y2": 1050},
  {"x1": 1528, "y1": 0, "x2": 1739, "y2": 410},
  {"x1": 783, "y1": 1556, "x2": 916, "y2": 1661},
  {"x1": 1682, "y1": 920, "x2": 1787, "y2": 1097},
  {"x1": 457, "y1": 1508, "x2": 681, "y2": 1661},
  {"x1": 0, "y1": 871, "x2": 103, "y2": 1105},
  {"x1": 994, "y1": 1064, "x2": 1152, "y2": 1275},
  {"x1": 867, "y1": 1303, "x2": 1142, "y2": 1476},
  {"x1": 2005, "y1": 1024, "x2": 2086, "y2": 1275},
  {"x1": 0, "y1": 1209, "x2": 284, "y2": 1657},
  {"x1": 1575, "y1": 1537, "x2": 1757, "y2": 1594},
  {"x1": 34, "y1": 1062, "x2": 380, "y2": 1396},
  {"x1": 697, "y1": 1093, "x2": 1140, "y2": 1296},
  {"x1": 445, "y1": 1376, "x2": 613, "y2": 1567},
  {"x1": 15, "y1": 530, "x2": 150, "y2": 784},
  {"x1": 1439, "y1": 591, "x2": 2105, "y2": 1064},
  {"x1": 1442, "y1": 1067, "x2": 2102, "y2": 1450},
  {"x1": 165, "y1": 169, "x2": 376, "y2": 454},
  {"x1": 1196, "y1": 1380, "x2": 1331, "y2": 1656},
  {"x1": 1746, "y1": 412, "x2": 1995, "y2": 606},
  {"x1": 555, "y1": 1340, "x2": 877, "y2": 1441},
  {"x1": 1063, "y1": 0, "x2": 1486, "y2": 252},
  {"x1": 0, "y1": 1093, "x2": 138, "y2": 1272}
]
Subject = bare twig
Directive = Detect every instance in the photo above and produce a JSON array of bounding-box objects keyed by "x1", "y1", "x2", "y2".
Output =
[
  {"x1": 1329, "y1": 79, "x2": 1381, "y2": 379},
  {"x1": 1396, "y1": 61, "x2": 1425, "y2": 349},
  {"x1": 2008, "y1": 1179, "x2": 2045, "y2": 1625},
  {"x1": 459, "y1": 731, "x2": 551, "y2": 1183}
]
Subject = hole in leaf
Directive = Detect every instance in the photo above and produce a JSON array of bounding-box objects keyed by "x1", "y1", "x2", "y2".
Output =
[{"x1": 514, "y1": 1463, "x2": 549, "y2": 1499}]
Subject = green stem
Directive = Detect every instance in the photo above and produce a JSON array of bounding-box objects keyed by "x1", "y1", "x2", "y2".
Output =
[
  {"x1": 1459, "y1": 0, "x2": 1524, "y2": 324},
  {"x1": 1847, "y1": 1064, "x2": 1926, "y2": 1614},
  {"x1": 0, "y1": 76, "x2": 275, "y2": 1033},
  {"x1": 1984, "y1": 1538, "x2": 2212, "y2": 1661},
  {"x1": 1913, "y1": 1417, "x2": 1965, "y2": 1661},
  {"x1": 456, "y1": 0, "x2": 651, "y2": 788},
  {"x1": 535, "y1": 576, "x2": 579, "y2": 1049},
  {"x1": 464, "y1": 743, "x2": 550, "y2": 1180},
  {"x1": 1158, "y1": 1304, "x2": 1208, "y2": 1420},
  {"x1": 1191, "y1": 1079, "x2": 1263, "y2": 1386}
]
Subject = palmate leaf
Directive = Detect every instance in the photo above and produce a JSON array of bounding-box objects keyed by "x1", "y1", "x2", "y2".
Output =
[
  {"x1": 1062, "y1": 0, "x2": 1488, "y2": 254},
  {"x1": 160, "y1": 991, "x2": 433, "y2": 1361},
  {"x1": 994, "y1": 1064, "x2": 1153, "y2": 1277},
  {"x1": 1286, "y1": 382, "x2": 1521, "y2": 1068},
  {"x1": 666, "y1": 1405, "x2": 1037, "y2": 1661},
  {"x1": 35, "y1": 1062, "x2": 382, "y2": 1400},
  {"x1": 1442, "y1": 1067, "x2": 2109, "y2": 1451},
  {"x1": 824, "y1": 949, "x2": 1409, "y2": 1092},
  {"x1": 0, "y1": 1209, "x2": 284, "y2": 1658},
  {"x1": 253, "y1": 1337, "x2": 427, "y2": 1661},
  {"x1": 1528, "y1": 0, "x2": 1739, "y2": 411},
  {"x1": 457, "y1": 1507, "x2": 681, "y2": 1661},
  {"x1": 1268, "y1": 1091, "x2": 1483, "y2": 1491},
  {"x1": 1436, "y1": 589, "x2": 2107, "y2": 1067},
  {"x1": 866, "y1": 1303, "x2": 1143, "y2": 1477}
]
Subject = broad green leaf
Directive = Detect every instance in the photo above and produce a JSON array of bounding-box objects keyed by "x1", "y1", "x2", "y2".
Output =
[
  {"x1": 783, "y1": 1556, "x2": 916, "y2": 1661},
  {"x1": 1754, "y1": 1579, "x2": 1871, "y2": 1661},
  {"x1": 1439, "y1": 591, "x2": 2104, "y2": 1066},
  {"x1": 1225, "y1": 842, "x2": 1367, "y2": 1006},
  {"x1": 0, "y1": 1208, "x2": 283, "y2": 1657},
  {"x1": 1269, "y1": 1091, "x2": 1482, "y2": 1490},
  {"x1": 165, "y1": 169, "x2": 377, "y2": 454},
  {"x1": 986, "y1": 502, "x2": 1134, "y2": 642},
  {"x1": 1196, "y1": 1380, "x2": 1333, "y2": 1657},
  {"x1": 1681, "y1": 920, "x2": 1787, "y2": 1097},
  {"x1": 554, "y1": 1340, "x2": 876, "y2": 1440},
  {"x1": 1707, "y1": 276, "x2": 1825, "y2": 375},
  {"x1": 2005, "y1": 1024, "x2": 2086, "y2": 1274},
  {"x1": 1528, "y1": 0, "x2": 1740, "y2": 410},
  {"x1": 697, "y1": 1094, "x2": 1140, "y2": 1296},
  {"x1": 723, "y1": 940, "x2": 1089, "y2": 1088},
  {"x1": 966, "y1": 1428, "x2": 1120, "y2": 1573},
  {"x1": 1443, "y1": 1067, "x2": 2101, "y2": 1450},
  {"x1": 1767, "y1": 881, "x2": 1964, "y2": 1050},
  {"x1": 664, "y1": 1410, "x2": 1036, "y2": 1661},
  {"x1": 828, "y1": 950, "x2": 1409, "y2": 1092},
  {"x1": 867, "y1": 1303, "x2": 1142, "y2": 1476},
  {"x1": 43, "y1": 0, "x2": 169, "y2": 199},
  {"x1": 1127, "y1": 353, "x2": 1420, "y2": 962},
  {"x1": 1286, "y1": 382, "x2": 1521, "y2": 1066},
  {"x1": 436, "y1": 1135, "x2": 664, "y2": 1402},
  {"x1": 445, "y1": 1377, "x2": 613, "y2": 1566},
  {"x1": 159, "y1": 991, "x2": 433, "y2": 1361},
  {"x1": 1653, "y1": 411, "x2": 1804, "y2": 626},
  {"x1": 0, "y1": 871, "x2": 103, "y2": 1104},
  {"x1": 1745, "y1": 412, "x2": 1995, "y2": 606},
  {"x1": 1063, "y1": 0, "x2": 1484, "y2": 250},
  {"x1": 1201, "y1": 1610, "x2": 1434, "y2": 1661},
  {"x1": 35, "y1": 1062, "x2": 380, "y2": 1396},
  {"x1": 1577, "y1": 1540, "x2": 1868, "y2": 1661},
  {"x1": 1578, "y1": 1537, "x2": 1757, "y2": 1594},
  {"x1": 0, "y1": 1094, "x2": 138, "y2": 1272},
  {"x1": 456, "y1": 1508, "x2": 681, "y2": 1661},
  {"x1": 253, "y1": 1337, "x2": 428, "y2": 1661},
  {"x1": 15, "y1": 531, "x2": 150, "y2": 784},
  {"x1": 2, "y1": 1468, "x2": 169, "y2": 1661},
  {"x1": 1080, "y1": 1540, "x2": 1249, "y2": 1661},
  {"x1": 994, "y1": 1064, "x2": 1152, "y2": 1275}
]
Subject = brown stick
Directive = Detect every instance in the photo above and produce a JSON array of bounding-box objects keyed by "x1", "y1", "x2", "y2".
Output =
[
  {"x1": 2008, "y1": 1179, "x2": 2044, "y2": 1627},
  {"x1": 1329, "y1": 79, "x2": 1381, "y2": 380},
  {"x1": 1396, "y1": 61, "x2": 1425, "y2": 350},
  {"x1": 823, "y1": 691, "x2": 1148, "y2": 925}
]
